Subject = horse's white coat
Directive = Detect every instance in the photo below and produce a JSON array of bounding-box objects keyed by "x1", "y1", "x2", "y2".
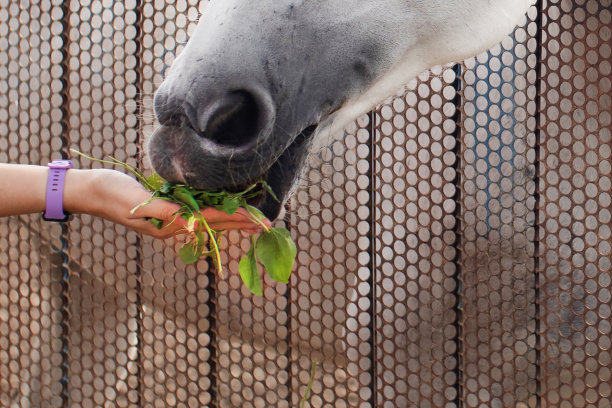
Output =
[
  {"x1": 316, "y1": 0, "x2": 536, "y2": 148},
  {"x1": 151, "y1": 0, "x2": 537, "y2": 218}
]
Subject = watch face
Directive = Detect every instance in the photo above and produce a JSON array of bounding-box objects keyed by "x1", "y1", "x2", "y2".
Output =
[{"x1": 49, "y1": 160, "x2": 73, "y2": 169}]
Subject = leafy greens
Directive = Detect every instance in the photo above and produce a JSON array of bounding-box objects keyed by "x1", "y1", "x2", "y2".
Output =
[{"x1": 71, "y1": 149, "x2": 296, "y2": 296}]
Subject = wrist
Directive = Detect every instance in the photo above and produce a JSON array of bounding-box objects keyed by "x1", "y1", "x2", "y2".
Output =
[{"x1": 62, "y1": 169, "x2": 95, "y2": 215}]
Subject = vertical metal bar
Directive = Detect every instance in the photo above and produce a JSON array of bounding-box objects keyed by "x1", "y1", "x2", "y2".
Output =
[
  {"x1": 368, "y1": 109, "x2": 377, "y2": 407},
  {"x1": 533, "y1": 1, "x2": 544, "y2": 407},
  {"x1": 207, "y1": 258, "x2": 218, "y2": 408},
  {"x1": 133, "y1": 0, "x2": 145, "y2": 405},
  {"x1": 58, "y1": 226, "x2": 70, "y2": 408},
  {"x1": 56, "y1": 2, "x2": 70, "y2": 162},
  {"x1": 451, "y1": 63, "x2": 463, "y2": 408},
  {"x1": 285, "y1": 202, "x2": 293, "y2": 404},
  {"x1": 57, "y1": 0, "x2": 72, "y2": 405}
]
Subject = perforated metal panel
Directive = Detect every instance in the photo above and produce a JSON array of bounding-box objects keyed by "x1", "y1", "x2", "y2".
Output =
[
  {"x1": 0, "y1": 1, "x2": 68, "y2": 407},
  {"x1": 1, "y1": 1, "x2": 612, "y2": 407},
  {"x1": 460, "y1": 10, "x2": 540, "y2": 407},
  {"x1": 370, "y1": 67, "x2": 461, "y2": 407},
  {"x1": 538, "y1": 1, "x2": 612, "y2": 407}
]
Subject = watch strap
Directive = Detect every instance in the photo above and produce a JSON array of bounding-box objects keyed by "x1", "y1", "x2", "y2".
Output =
[{"x1": 43, "y1": 160, "x2": 73, "y2": 222}]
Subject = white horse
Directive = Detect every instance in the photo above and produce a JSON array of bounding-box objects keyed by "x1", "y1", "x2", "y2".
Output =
[{"x1": 148, "y1": 0, "x2": 536, "y2": 219}]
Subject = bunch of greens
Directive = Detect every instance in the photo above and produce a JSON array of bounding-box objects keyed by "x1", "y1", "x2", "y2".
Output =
[{"x1": 71, "y1": 149, "x2": 296, "y2": 296}]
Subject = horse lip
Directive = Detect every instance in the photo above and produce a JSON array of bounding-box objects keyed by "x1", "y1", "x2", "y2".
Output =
[
  {"x1": 148, "y1": 121, "x2": 317, "y2": 221},
  {"x1": 148, "y1": 123, "x2": 270, "y2": 186}
]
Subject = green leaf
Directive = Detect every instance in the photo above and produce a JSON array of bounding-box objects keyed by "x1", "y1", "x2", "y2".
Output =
[
  {"x1": 261, "y1": 181, "x2": 280, "y2": 202},
  {"x1": 178, "y1": 241, "x2": 201, "y2": 265},
  {"x1": 255, "y1": 228, "x2": 296, "y2": 284},
  {"x1": 150, "y1": 218, "x2": 164, "y2": 230},
  {"x1": 245, "y1": 204, "x2": 266, "y2": 220},
  {"x1": 220, "y1": 196, "x2": 240, "y2": 215},
  {"x1": 160, "y1": 182, "x2": 172, "y2": 194},
  {"x1": 172, "y1": 187, "x2": 200, "y2": 212},
  {"x1": 146, "y1": 172, "x2": 167, "y2": 190},
  {"x1": 239, "y1": 246, "x2": 263, "y2": 296}
]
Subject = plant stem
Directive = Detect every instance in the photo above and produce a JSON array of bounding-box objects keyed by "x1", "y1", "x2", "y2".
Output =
[
  {"x1": 250, "y1": 234, "x2": 258, "y2": 262},
  {"x1": 243, "y1": 205, "x2": 270, "y2": 232},
  {"x1": 243, "y1": 213, "x2": 270, "y2": 232},
  {"x1": 299, "y1": 360, "x2": 318, "y2": 408},
  {"x1": 199, "y1": 214, "x2": 222, "y2": 277},
  {"x1": 70, "y1": 148, "x2": 153, "y2": 190},
  {"x1": 237, "y1": 183, "x2": 258, "y2": 196}
]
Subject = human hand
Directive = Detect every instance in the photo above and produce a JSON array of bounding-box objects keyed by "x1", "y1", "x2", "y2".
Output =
[{"x1": 63, "y1": 168, "x2": 270, "y2": 238}]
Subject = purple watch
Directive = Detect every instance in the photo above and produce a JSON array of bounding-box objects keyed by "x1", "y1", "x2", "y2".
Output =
[{"x1": 43, "y1": 159, "x2": 73, "y2": 222}]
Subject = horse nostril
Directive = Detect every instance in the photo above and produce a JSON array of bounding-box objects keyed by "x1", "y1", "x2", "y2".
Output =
[
  {"x1": 154, "y1": 84, "x2": 273, "y2": 150},
  {"x1": 198, "y1": 90, "x2": 261, "y2": 148},
  {"x1": 154, "y1": 84, "x2": 191, "y2": 128}
]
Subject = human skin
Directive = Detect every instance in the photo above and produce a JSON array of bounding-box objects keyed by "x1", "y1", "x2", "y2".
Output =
[{"x1": 0, "y1": 163, "x2": 268, "y2": 238}]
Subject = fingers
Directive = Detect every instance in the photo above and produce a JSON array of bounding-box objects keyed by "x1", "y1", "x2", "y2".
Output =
[
  {"x1": 200, "y1": 207, "x2": 272, "y2": 229},
  {"x1": 129, "y1": 217, "x2": 260, "y2": 239},
  {"x1": 123, "y1": 217, "x2": 187, "y2": 239},
  {"x1": 206, "y1": 222, "x2": 261, "y2": 233},
  {"x1": 128, "y1": 197, "x2": 272, "y2": 237}
]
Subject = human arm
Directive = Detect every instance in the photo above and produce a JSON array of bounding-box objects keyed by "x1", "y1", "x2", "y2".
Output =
[
  {"x1": 0, "y1": 163, "x2": 49, "y2": 217},
  {"x1": 0, "y1": 163, "x2": 267, "y2": 238}
]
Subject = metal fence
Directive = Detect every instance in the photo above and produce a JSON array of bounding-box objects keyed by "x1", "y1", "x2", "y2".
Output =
[{"x1": 0, "y1": 0, "x2": 611, "y2": 407}]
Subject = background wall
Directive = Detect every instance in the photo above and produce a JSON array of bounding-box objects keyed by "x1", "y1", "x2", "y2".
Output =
[{"x1": 0, "y1": 0, "x2": 611, "y2": 407}]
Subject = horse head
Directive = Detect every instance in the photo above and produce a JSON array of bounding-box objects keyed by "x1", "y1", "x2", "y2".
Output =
[{"x1": 147, "y1": 0, "x2": 534, "y2": 219}]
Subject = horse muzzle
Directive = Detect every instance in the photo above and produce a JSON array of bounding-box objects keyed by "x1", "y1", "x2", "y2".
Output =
[{"x1": 148, "y1": 80, "x2": 277, "y2": 190}]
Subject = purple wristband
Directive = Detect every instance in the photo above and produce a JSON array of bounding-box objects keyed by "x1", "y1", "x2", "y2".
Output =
[{"x1": 43, "y1": 160, "x2": 73, "y2": 222}]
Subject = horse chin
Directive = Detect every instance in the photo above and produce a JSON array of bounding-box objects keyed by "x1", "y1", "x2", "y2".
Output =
[
  {"x1": 211, "y1": 123, "x2": 318, "y2": 220},
  {"x1": 256, "y1": 124, "x2": 319, "y2": 220}
]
